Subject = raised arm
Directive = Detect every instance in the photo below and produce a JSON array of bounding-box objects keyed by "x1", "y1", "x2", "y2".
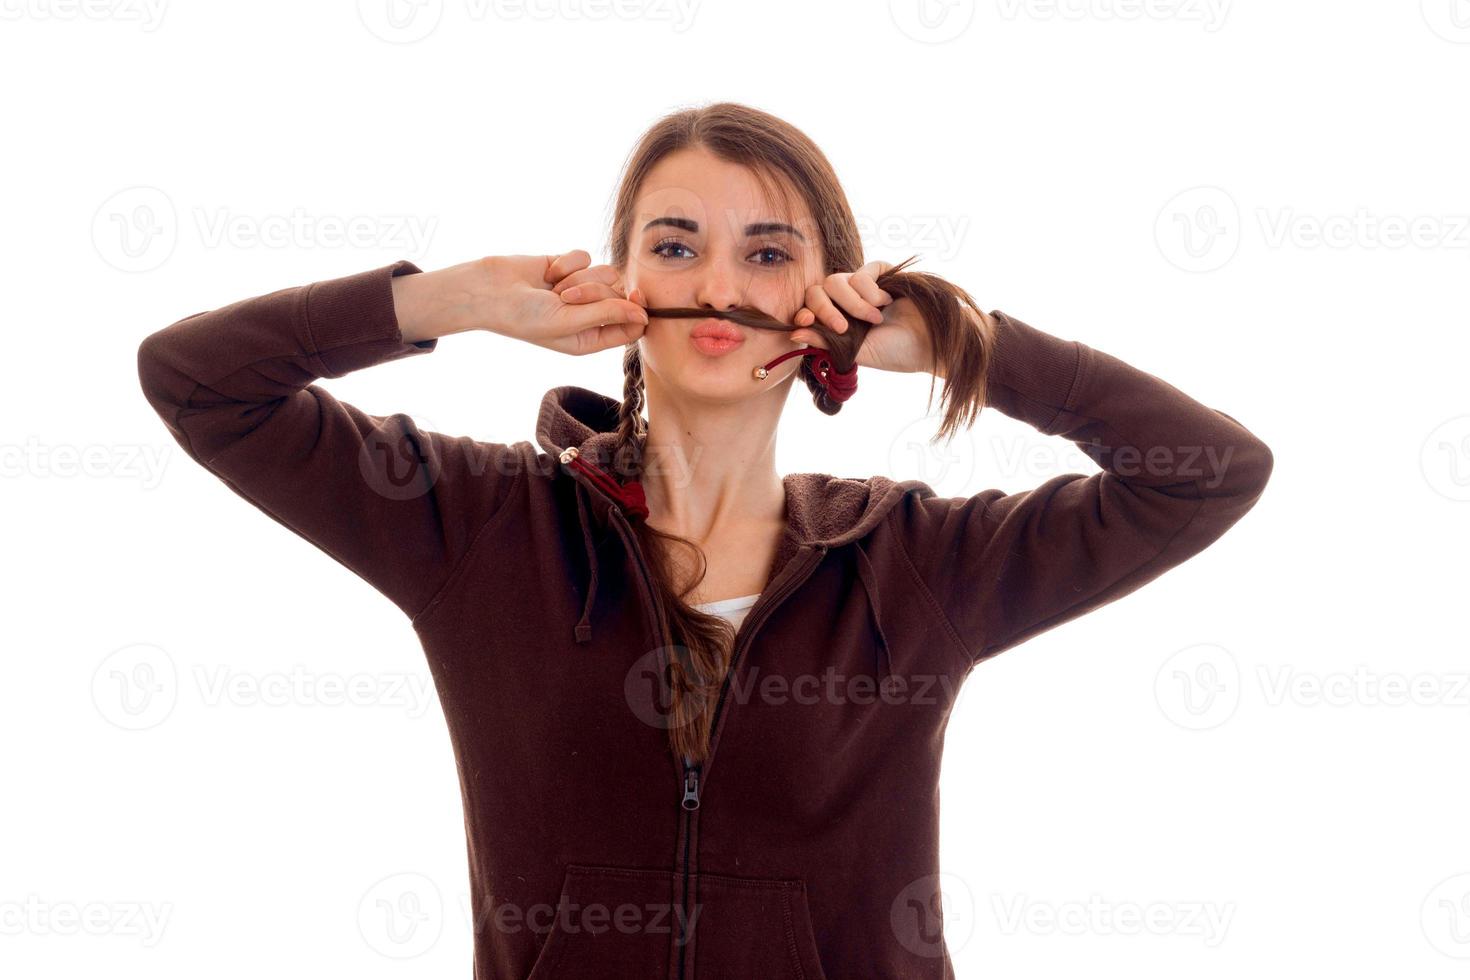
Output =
[
  {"x1": 893, "y1": 309, "x2": 1274, "y2": 667},
  {"x1": 135, "y1": 259, "x2": 531, "y2": 623}
]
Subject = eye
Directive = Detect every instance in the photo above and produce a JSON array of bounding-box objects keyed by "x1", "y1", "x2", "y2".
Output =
[
  {"x1": 750, "y1": 244, "x2": 792, "y2": 267},
  {"x1": 652, "y1": 238, "x2": 694, "y2": 261}
]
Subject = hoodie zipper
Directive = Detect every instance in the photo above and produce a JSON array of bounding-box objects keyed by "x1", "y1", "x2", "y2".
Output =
[
  {"x1": 669, "y1": 548, "x2": 824, "y2": 980},
  {"x1": 681, "y1": 764, "x2": 701, "y2": 809},
  {"x1": 605, "y1": 504, "x2": 704, "y2": 976},
  {"x1": 593, "y1": 500, "x2": 701, "y2": 976}
]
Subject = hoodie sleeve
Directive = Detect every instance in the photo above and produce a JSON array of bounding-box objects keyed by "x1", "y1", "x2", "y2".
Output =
[
  {"x1": 893, "y1": 309, "x2": 1274, "y2": 667},
  {"x1": 135, "y1": 259, "x2": 527, "y2": 624}
]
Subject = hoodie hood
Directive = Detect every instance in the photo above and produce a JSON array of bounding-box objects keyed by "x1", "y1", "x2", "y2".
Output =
[{"x1": 534, "y1": 384, "x2": 919, "y2": 670}]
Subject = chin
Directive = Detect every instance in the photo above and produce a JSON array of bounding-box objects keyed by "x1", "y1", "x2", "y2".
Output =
[
  {"x1": 643, "y1": 337, "x2": 796, "y2": 404},
  {"x1": 673, "y1": 360, "x2": 763, "y2": 404}
]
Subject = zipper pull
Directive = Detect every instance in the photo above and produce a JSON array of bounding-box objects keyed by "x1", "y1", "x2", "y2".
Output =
[{"x1": 681, "y1": 766, "x2": 701, "y2": 811}]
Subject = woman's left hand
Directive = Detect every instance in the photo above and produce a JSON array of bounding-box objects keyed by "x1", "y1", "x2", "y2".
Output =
[{"x1": 788, "y1": 261, "x2": 936, "y2": 375}]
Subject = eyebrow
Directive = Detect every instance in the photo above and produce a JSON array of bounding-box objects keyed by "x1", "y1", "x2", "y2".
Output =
[{"x1": 641, "y1": 216, "x2": 807, "y2": 242}]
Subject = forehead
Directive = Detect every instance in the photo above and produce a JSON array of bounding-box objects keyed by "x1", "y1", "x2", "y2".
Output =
[{"x1": 633, "y1": 147, "x2": 813, "y2": 239}]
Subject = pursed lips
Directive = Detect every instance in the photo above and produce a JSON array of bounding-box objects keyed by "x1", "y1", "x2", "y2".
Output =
[
  {"x1": 689, "y1": 318, "x2": 746, "y2": 355},
  {"x1": 689, "y1": 318, "x2": 745, "y2": 342}
]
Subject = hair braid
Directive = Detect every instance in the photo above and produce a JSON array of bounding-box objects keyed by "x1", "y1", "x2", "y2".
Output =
[{"x1": 610, "y1": 340, "x2": 736, "y2": 764}]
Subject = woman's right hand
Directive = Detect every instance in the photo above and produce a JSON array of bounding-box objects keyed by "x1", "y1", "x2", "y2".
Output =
[
  {"x1": 392, "y1": 252, "x2": 649, "y2": 354},
  {"x1": 491, "y1": 251, "x2": 650, "y2": 354}
]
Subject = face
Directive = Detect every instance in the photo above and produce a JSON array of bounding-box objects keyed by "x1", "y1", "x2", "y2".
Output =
[{"x1": 622, "y1": 146, "x2": 825, "y2": 405}]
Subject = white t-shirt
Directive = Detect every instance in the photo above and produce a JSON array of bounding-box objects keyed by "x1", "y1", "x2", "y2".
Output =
[{"x1": 690, "y1": 591, "x2": 761, "y2": 632}]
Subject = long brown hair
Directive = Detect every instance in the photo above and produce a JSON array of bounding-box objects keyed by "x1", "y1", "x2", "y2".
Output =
[{"x1": 604, "y1": 102, "x2": 994, "y2": 763}]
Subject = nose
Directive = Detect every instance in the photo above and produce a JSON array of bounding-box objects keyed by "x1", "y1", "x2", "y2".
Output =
[{"x1": 694, "y1": 257, "x2": 746, "y2": 315}]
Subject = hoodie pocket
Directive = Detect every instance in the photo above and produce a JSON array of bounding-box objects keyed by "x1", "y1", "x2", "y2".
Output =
[
  {"x1": 523, "y1": 864, "x2": 679, "y2": 980},
  {"x1": 690, "y1": 871, "x2": 829, "y2": 980}
]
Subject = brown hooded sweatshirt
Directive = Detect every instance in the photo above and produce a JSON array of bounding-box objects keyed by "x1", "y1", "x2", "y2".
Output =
[{"x1": 136, "y1": 259, "x2": 1273, "y2": 979}]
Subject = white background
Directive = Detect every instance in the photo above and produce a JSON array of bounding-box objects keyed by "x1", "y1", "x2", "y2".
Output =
[{"x1": 4, "y1": 1, "x2": 1468, "y2": 977}]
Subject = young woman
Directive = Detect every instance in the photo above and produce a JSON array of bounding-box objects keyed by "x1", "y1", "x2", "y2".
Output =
[{"x1": 137, "y1": 102, "x2": 1273, "y2": 979}]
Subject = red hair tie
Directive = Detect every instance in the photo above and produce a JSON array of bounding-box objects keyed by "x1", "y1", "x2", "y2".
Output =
[{"x1": 753, "y1": 347, "x2": 858, "y2": 403}]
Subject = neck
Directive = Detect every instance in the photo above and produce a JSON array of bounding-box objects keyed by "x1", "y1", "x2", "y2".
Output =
[{"x1": 637, "y1": 373, "x2": 789, "y2": 541}]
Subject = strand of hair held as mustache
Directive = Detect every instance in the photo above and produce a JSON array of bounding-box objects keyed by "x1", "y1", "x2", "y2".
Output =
[
  {"x1": 637, "y1": 302, "x2": 858, "y2": 398},
  {"x1": 637, "y1": 257, "x2": 928, "y2": 404}
]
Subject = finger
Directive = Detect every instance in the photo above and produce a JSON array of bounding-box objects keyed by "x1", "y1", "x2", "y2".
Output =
[
  {"x1": 545, "y1": 250, "x2": 590, "y2": 283},
  {"x1": 571, "y1": 319, "x2": 647, "y2": 355},
  {"x1": 856, "y1": 260, "x2": 896, "y2": 305},
  {"x1": 788, "y1": 329, "x2": 828, "y2": 350},
  {"x1": 552, "y1": 264, "x2": 623, "y2": 296},
  {"x1": 826, "y1": 274, "x2": 886, "y2": 325},
  {"x1": 556, "y1": 296, "x2": 649, "y2": 332},
  {"x1": 544, "y1": 249, "x2": 592, "y2": 284},
  {"x1": 804, "y1": 284, "x2": 848, "y2": 334},
  {"x1": 848, "y1": 270, "x2": 895, "y2": 312},
  {"x1": 793, "y1": 307, "x2": 815, "y2": 327},
  {"x1": 560, "y1": 281, "x2": 623, "y2": 305}
]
